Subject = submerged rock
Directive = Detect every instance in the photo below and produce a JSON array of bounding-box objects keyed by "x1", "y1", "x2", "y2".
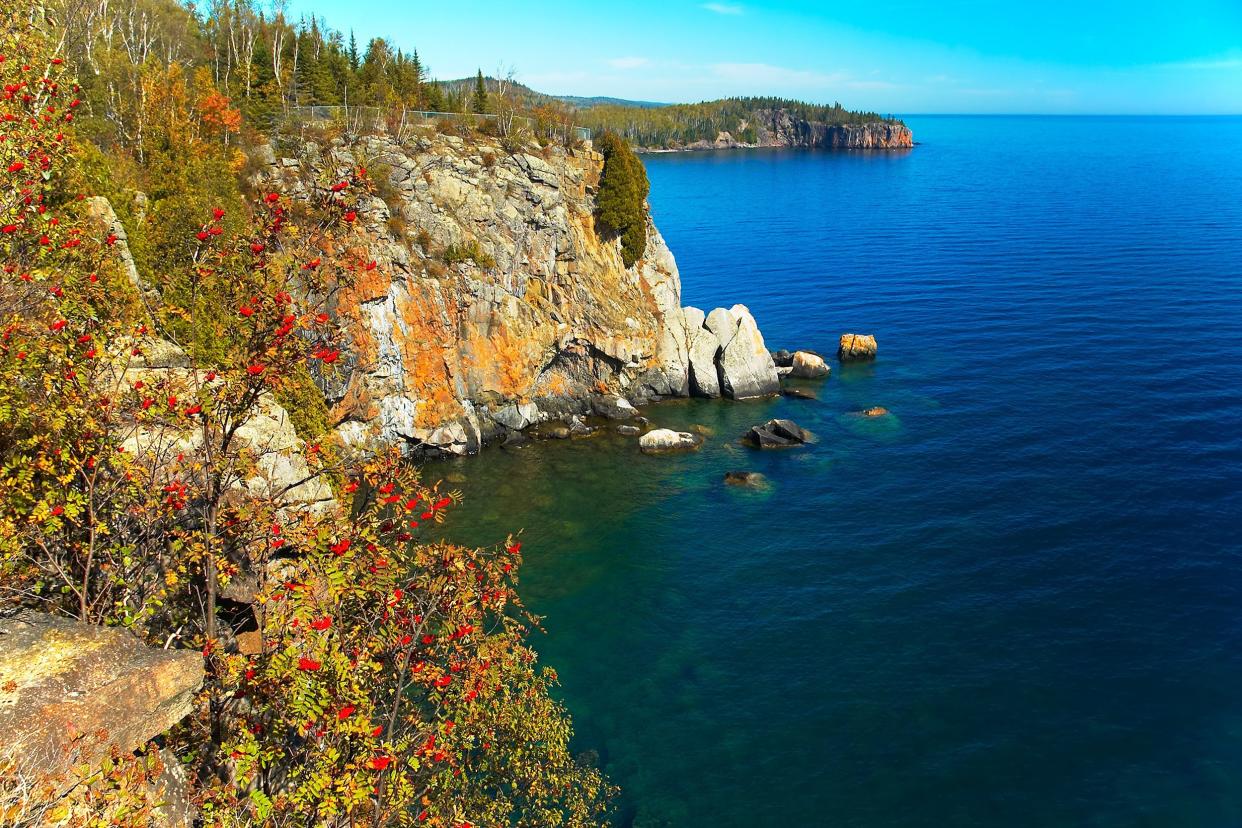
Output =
[
  {"x1": 782, "y1": 387, "x2": 817, "y2": 400},
  {"x1": 639, "y1": 428, "x2": 702, "y2": 454},
  {"x1": 501, "y1": 431, "x2": 531, "y2": 450},
  {"x1": 723, "y1": 471, "x2": 768, "y2": 488},
  {"x1": 616, "y1": 424, "x2": 641, "y2": 436},
  {"x1": 858, "y1": 406, "x2": 890, "y2": 418},
  {"x1": 838, "y1": 333, "x2": 878, "y2": 362}
]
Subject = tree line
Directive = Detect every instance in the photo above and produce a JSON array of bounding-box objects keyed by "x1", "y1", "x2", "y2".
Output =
[{"x1": 576, "y1": 95, "x2": 903, "y2": 147}]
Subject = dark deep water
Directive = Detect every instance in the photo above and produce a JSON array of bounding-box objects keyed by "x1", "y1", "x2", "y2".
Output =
[{"x1": 437, "y1": 116, "x2": 1242, "y2": 827}]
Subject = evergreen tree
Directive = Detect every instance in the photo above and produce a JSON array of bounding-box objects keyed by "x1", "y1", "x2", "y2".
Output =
[
  {"x1": 472, "y1": 68, "x2": 488, "y2": 114},
  {"x1": 347, "y1": 29, "x2": 359, "y2": 71},
  {"x1": 594, "y1": 132, "x2": 649, "y2": 267}
]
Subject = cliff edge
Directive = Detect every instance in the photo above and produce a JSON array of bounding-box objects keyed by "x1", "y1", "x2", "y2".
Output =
[{"x1": 259, "y1": 132, "x2": 778, "y2": 455}]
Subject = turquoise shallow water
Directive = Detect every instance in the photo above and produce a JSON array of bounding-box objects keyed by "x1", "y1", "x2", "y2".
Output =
[{"x1": 436, "y1": 116, "x2": 1242, "y2": 827}]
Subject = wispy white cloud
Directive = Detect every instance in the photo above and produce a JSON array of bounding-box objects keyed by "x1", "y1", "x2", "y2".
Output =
[
  {"x1": 607, "y1": 56, "x2": 650, "y2": 70},
  {"x1": 1163, "y1": 56, "x2": 1242, "y2": 70},
  {"x1": 702, "y1": 3, "x2": 743, "y2": 15},
  {"x1": 844, "y1": 79, "x2": 899, "y2": 90},
  {"x1": 711, "y1": 62, "x2": 844, "y2": 87}
]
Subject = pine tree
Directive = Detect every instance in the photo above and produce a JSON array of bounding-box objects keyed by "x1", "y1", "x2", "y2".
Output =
[
  {"x1": 472, "y1": 69, "x2": 488, "y2": 114},
  {"x1": 594, "y1": 132, "x2": 649, "y2": 267},
  {"x1": 347, "y1": 29, "x2": 359, "y2": 72}
]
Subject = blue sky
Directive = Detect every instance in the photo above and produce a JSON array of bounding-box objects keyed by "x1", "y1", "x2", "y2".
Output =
[{"x1": 286, "y1": 0, "x2": 1242, "y2": 114}]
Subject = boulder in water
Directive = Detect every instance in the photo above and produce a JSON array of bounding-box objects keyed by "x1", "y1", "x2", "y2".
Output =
[
  {"x1": 639, "y1": 428, "x2": 703, "y2": 454},
  {"x1": 838, "y1": 333, "x2": 878, "y2": 362},
  {"x1": 790, "y1": 351, "x2": 830, "y2": 379},
  {"x1": 718, "y1": 305, "x2": 780, "y2": 399},
  {"x1": 591, "y1": 394, "x2": 637, "y2": 420},
  {"x1": 743, "y1": 418, "x2": 812, "y2": 448},
  {"x1": 771, "y1": 349, "x2": 794, "y2": 368}
]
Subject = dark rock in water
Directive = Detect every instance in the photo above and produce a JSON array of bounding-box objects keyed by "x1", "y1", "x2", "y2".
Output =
[
  {"x1": 782, "y1": 387, "x2": 817, "y2": 400},
  {"x1": 838, "y1": 333, "x2": 878, "y2": 362},
  {"x1": 768, "y1": 418, "x2": 811, "y2": 442},
  {"x1": 634, "y1": 416, "x2": 651, "y2": 427},
  {"x1": 501, "y1": 432, "x2": 531, "y2": 450},
  {"x1": 744, "y1": 426, "x2": 795, "y2": 448},
  {"x1": 724, "y1": 471, "x2": 768, "y2": 488},
  {"x1": 772, "y1": 349, "x2": 794, "y2": 368},
  {"x1": 743, "y1": 418, "x2": 811, "y2": 448},
  {"x1": 568, "y1": 416, "x2": 593, "y2": 437},
  {"x1": 546, "y1": 423, "x2": 572, "y2": 439},
  {"x1": 616, "y1": 424, "x2": 641, "y2": 436},
  {"x1": 591, "y1": 394, "x2": 637, "y2": 420}
]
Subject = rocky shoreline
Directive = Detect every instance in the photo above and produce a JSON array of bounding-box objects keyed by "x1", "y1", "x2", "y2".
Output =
[
  {"x1": 249, "y1": 131, "x2": 862, "y2": 460},
  {"x1": 636, "y1": 117, "x2": 914, "y2": 153}
]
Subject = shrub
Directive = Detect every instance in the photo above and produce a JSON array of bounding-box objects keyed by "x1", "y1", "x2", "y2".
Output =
[
  {"x1": 0, "y1": 8, "x2": 612, "y2": 825},
  {"x1": 593, "y1": 131, "x2": 649, "y2": 267},
  {"x1": 441, "y1": 239, "x2": 496, "y2": 270}
]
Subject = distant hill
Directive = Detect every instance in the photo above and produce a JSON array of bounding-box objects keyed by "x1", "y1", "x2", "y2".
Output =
[
  {"x1": 436, "y1": 77, "x2": 666, "y2": 112},
  {"x1": 573, "y1": 96, "x2": 909, "y2": 150},
  {"x1": 556, "y1": 95, "x2": 668, "y2": 110},
  {"x1": 435, "y1": 79, "x2": 908, "y2": 149}
]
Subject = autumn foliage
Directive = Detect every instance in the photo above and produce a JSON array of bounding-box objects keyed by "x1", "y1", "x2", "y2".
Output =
[{"x1": 0, "y1": 4, "x2": 611, "y2": 826}]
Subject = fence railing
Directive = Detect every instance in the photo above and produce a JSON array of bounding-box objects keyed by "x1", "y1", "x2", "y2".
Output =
[{"x1": 286, "y1": 106, "x2": 591, "y2": 144}]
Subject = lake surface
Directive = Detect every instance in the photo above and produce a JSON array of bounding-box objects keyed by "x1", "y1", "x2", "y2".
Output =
[{"x1": 437, "y1": 116, "x2": 1242, "y2": 827}]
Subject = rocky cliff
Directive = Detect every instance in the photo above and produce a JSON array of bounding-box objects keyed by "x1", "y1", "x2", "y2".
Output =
[
  {"x1": 644, "y1": 112, "x2": 913, "y2": 152},
  {"x1": 259, "y1": 132, "x2": 779, "y2": 456}
]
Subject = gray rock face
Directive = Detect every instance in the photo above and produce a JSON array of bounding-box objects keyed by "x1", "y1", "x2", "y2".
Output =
[
  {"x1": 113, "y1": 341, "x2": 336, "y2": 512},
  {"x1": 682, "y1": 307, "x2": 720, "y2": 398},
  {"x1": 83, "y1": 196, "x2": 157, "y2": 310},
  {"x1": 492, "y1": 402, "x2": 540, "y2": 431},
  {"x1": 679, "y1": 305, "x2": 781, "y2": 400},
  {"x1": 639, "y1": 428, "x2": 702, "y2": 453},
  {"x1": 249, "y1": 132, "x2": 788, "y2": 453},
  {"x1": 705, "y1": 307, "x2": 739, "y2": 350},
  {"x1": 0, "y1": 612, "x2": 203, "y2": 782},
  {"x1": 838, "y1": 333, "x2": 878, "y2": 362},
  {"x1": 790, "y1": 350, "x2": 830, "y2": 379},
  {"x1": 718, "y1": 305, "x2": 780, "y2": 399}
]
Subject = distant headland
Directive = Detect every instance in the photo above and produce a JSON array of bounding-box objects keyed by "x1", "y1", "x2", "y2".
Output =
[{"x1": 571, "y1": 96, "x2": 914, "y2": 152}]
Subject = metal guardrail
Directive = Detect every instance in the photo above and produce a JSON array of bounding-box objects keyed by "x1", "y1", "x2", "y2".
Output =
[{"x1": 288, "y1": 106, "x2": 591, "y2": 142}]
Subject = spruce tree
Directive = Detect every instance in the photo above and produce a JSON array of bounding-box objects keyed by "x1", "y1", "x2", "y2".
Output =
[
  {"x1": 348, "y1": 29, "x2": 359, "y2": 72},
  {"x1": 472, "y1": 69, "x2": 488, "y2": 114},
  {"x1": 594, "y1": 132, "x2": 650, "y2": 267}
]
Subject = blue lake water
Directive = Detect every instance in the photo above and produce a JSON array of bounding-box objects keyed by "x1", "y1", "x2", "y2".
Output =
[{"x1": 438, "y1": 116, "x2": 1242, "y2": 827}]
